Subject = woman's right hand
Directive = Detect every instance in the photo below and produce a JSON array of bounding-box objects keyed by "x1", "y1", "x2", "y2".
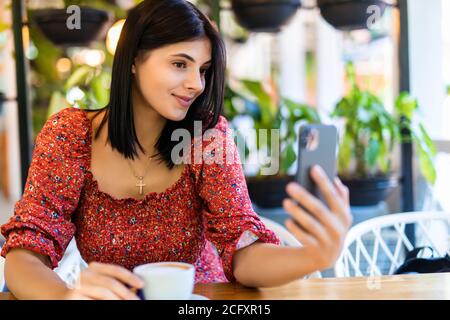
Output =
[{"x1": 62, "y1": 262, "x2": 145, "y2": 300}]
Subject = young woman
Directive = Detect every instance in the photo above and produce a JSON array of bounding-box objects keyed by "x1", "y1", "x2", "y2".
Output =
[{"x1": 1, "y1": 0, "x2": 352, "y2": 300}]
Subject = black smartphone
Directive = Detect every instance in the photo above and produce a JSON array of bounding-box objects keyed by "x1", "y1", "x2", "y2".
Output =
[{"x1": 295, "y1": 124, "x2": 338, "y2": 200}]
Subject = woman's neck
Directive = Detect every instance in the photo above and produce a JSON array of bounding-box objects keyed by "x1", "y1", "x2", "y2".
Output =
[{"x1": 131, "y1": 85, "x2": 167, "y2": 158}]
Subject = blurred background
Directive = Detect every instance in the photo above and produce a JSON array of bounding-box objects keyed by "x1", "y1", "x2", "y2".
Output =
[{"x1": 0, "y1": 0, "x2": 449, "y2": 247}]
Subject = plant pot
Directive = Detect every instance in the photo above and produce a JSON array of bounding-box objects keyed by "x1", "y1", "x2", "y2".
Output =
[
  {"x1": 317, "y1": 0, "x2": 387, "y2": 31},
  {"x1": 31, "y1": 7, "x2": 113, "y2": 47},
  {"x1": 246, "y1": 175, "x2": 295, "y2": 208},
  {"x1": 340, "y1": 174, "x2": 398, "y2": 206},
  {"x1": 231, "y1": 0, "x2": 302, "y2": 33}
]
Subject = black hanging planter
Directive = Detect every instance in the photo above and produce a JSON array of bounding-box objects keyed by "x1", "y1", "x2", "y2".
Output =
[
  {"x1": 340, "y1": 174, "x2": 398, "y2": 206},
  {"x1": 317, "y1": 0, "x2": 387, "y2": 31},
  {"x1": 246, "y1": 175, "x2": 295, "y2": 208},
  {"x1": 31, "y1": 7, "x2": 113, "y2": 47},
  {"x1": 231, "y1": 0, "x2": 302, "y2": 33}
]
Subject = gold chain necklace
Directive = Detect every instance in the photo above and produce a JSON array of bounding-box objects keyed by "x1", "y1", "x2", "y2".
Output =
[{"x1": 126, "y1": 155, "x2": 153, "y2": 195}]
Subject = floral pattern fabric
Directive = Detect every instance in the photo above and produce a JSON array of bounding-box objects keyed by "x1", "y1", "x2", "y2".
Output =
[{"x1": 1, "y1": 108, "x2": 280, "y2": 283}]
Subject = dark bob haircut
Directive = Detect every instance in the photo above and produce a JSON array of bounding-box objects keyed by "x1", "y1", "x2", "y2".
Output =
[{"x1": 95, "y1": 0, "x2": 226, "y2": 168}]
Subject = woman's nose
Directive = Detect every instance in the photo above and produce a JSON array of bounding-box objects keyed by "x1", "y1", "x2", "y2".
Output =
[{"x1": 184, "y1": 71, "x2": 204, "y2": 94}]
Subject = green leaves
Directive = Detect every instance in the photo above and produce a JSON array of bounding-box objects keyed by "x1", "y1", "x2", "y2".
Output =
[
  {"x1": 47, "y1": 91, "x2": 69, "y2": 117},
  {"x1": 417, "y1": 141, "x2": 436, "y2": 185},
  {"x1": 395, "y1": 92, "x2": 418, "y2": 120},
  {"x1": 332, "y1": 61, "x2": 398, "y2": 179},
  {"x1": 333, "y1": 64, "x2": 437, "y2": 185},
  {"x1": 241, "y1": 79, "x2": 277, "y2": 128},
  {"x1": 283, "y1": 98, "x2": 320, "y2": 124},
  {"x1": 91, "y1": 71, "x2": 111, "y2": 107},
  {"x1": 338, "y1": 131, "x2": 353, "y2": 175},
  {"x1": 64, "y1": 65, "x2": 93, "y2": 91},
  {"x1": 280, "y1": 143, "x2": 296, "y2": 175},
  {"x1": 281, "y1": 97, "x2": 320, "y2": 175},
  {"x1": 377, "y1": 141, "x2": 389, "y2": 173},
  {"x1": 394, "y1": 92, "x2": 437, "y2": 185},
  {"x1": 419, "y1": 123, "x2": 437, "y2": 156},
  {"x1": 49, "y1": 65, "x2": 111, "y2": 113},
  {"x1": 225, "y1": 79, "x2": 320, "y2": 177},
  {"x1": 412, "y1": 124, "x2": 437, "y2": 184},
  {"x1": 365, "y1": 137, "x2": 380, "y2": 167},
  {"x1": 346, "y1": 61, "x2": 357, "y2": 89}
]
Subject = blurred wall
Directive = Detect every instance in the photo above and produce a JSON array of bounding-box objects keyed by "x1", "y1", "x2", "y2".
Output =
[{"x1": 0, "y1": 0, "x2": 22, "y2": 227}]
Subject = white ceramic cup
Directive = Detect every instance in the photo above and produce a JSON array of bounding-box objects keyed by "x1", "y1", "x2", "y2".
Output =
[{"x1": 133, "y1": 262, "x2": 195, "y2": 300}]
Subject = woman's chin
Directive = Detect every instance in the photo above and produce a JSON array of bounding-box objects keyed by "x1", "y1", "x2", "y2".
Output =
[{"x1": 164, "y1": 109, "x2": 189, "y2": 122}]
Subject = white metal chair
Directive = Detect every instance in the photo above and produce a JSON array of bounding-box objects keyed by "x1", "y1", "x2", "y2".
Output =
[
  {"x1": 0, "y1": 239, "x2": 87, "y2": 291},
  {"x1": 53, "y1": 237, "x2": 88, "y2": 287},
  {"x1": 334, "y1": 211, "x2": 450, "y2": 277},
  {"x1": 0, "y1": 255, "x2": 4, "y2": 291},
  {"x1": 260, "y1": 216, "x2": 322, "y2": 279}
]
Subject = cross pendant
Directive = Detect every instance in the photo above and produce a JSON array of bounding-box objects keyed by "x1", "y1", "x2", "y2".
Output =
[{"x1": 136, "y1": 176, "x2": 146, "y2": 195}]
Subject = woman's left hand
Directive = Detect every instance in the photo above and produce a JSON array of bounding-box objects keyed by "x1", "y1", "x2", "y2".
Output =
[{"x1": 282, "y1": 165, "x2": 353, "y2": 270}]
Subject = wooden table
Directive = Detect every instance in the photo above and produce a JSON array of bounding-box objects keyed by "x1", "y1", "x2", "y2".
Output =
[
  {"x1": 1, "y1": 273, "x2": 449, "y2": 300},
  {"x1": 194, "y1": 273, "x2": 450, "y2": 300}
]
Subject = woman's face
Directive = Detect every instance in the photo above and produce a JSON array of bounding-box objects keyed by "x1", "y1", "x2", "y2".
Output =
[{"x1": 131, "y1": 38, "x2": 212, "y2": 121}]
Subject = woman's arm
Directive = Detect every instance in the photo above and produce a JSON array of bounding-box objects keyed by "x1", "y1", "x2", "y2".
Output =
[
  {"x1": 233, "y1": 165, "x2": 353, "y2": 288},
  {"x1": 5, "y1": 248, "x2": 144, "y2": 300},
  {"x1": 233, "y1": 243, "x2": 322, "y2": 288},
  {"x1": 0, "y1": 110, "x2": 81, "y2": 298},
  {"x1": 4, "y1": 248, "x2": 70, "y2": 299}
]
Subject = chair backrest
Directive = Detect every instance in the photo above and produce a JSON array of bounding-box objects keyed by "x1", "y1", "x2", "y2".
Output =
[
  {"x1": 260, "y1": 216, "x2": 321, "y2": 279},
  {"x1": 260, "y1": 217, "x2": 302, "y2": 247},
  {"x1": 334, "y1": 211, "x2": 450, "y2": 277},
  {"x1": 54, "y1": 237, "x2": 88, "y2": 287},
  {"x1": 0, "y1": 255, "x2": 4, "y2": 291},
  {"x1": 0, "y1": 241, "x2": 84, "y2": 291}
]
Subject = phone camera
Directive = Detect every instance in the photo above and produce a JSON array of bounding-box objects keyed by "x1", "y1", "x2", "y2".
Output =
[{"x1": 301, "y1": 128, "x2": 320, "y2": 151}]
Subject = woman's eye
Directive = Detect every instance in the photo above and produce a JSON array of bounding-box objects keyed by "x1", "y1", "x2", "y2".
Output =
[
  {"x1": 173, "y1": 62, "x2": 186, "y2": 69},
  {"x1": 173, "y1": 61, "x2": 208, "y2": 75}
]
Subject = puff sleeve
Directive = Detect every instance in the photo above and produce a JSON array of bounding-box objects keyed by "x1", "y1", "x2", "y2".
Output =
[
  {"x1": 190, "y1": 116, "x2": 281, "y2": 282},
  {"x1": 1, "y1": 108, "x2": 90, "y2": 269}
]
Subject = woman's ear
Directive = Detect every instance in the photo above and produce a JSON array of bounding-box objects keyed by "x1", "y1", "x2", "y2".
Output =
[{"x1": 132, "y1": 64, "x2": 136, "y2": 74}]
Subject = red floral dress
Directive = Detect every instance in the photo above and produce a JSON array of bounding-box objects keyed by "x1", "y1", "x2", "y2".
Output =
[{"x1": 1, "y1": 108, "x2": 280, "y2": 283}]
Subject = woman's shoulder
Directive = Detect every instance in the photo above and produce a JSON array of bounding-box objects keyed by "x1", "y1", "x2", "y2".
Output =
[
  {"x1": 37, "y1": 107, "x2": 92, "y2": 156},
  {"x1": 211, "y1": 114, "x2": 229, "y2": 132},
  {"x1": 43, "y1": 107, "x2": 89, "y2": 130},
  {"x1": 190, "y1": 115, "x2": 230, "y2": 148},
  {"x1": 187, "y1": 114, "x2": 237, "y2": 166}
]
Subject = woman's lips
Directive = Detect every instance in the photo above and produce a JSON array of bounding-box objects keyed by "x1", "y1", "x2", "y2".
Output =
[{"x1": 173, "y1": 94, "x2": 193, "y2": 108}]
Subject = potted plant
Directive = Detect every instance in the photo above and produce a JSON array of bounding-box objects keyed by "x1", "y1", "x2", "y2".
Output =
[
  {"x1": 394, "y1": 92, "x2": 437, "y2": 186},
  {"x1": 317, "y1": 0, "x2": 388, "y2": 31},
  {"x1": 31, "y1": 0, "x2": 115, "y2": 47},
  {"x1": 331, "y1": 62, "x2": 436, "y2": 206},
  {"x1": 230, "y1": 0, "x2": 302, "y2": 33},
  {"x1": 47, "y1": 64, "x2": 111, "y2": 117},
  {"x1": 224, "y1": 79, "x2": 321, "y2": 208}
]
